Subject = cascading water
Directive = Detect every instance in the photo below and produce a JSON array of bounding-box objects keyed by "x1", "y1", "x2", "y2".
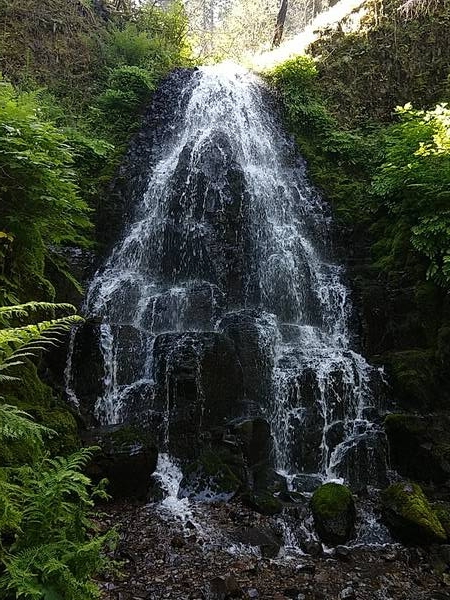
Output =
[{"x1": 67, "y1": 63, "x2": 388, "y2": 538}]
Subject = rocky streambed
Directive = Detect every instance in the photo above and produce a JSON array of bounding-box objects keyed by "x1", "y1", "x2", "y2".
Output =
[{"x1": 96, "y1": 499, "x2": 450, "y2": 600}]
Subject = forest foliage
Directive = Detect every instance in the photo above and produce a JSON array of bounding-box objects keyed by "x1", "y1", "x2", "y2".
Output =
[
  {"x1": 0, "y1": 1, "x2": 191, "y2": 597},
  {"x1": 0, "y1": 0, "x2": 191, "y2": 307},
  {"x1": 266, "y1": 0, "x2": 450, "y2": 289},
  {"x1": 0, "y1": 302, "x2": 115, "y2": 599}
]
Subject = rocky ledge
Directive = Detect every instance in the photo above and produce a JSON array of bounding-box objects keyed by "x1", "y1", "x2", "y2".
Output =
[{"x1": 96, "y1": 500, "x2": 450, "y2": 600}]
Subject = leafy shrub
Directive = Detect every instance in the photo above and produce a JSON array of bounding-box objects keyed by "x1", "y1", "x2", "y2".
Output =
[
  {"x1": 0, "y1": 80, "x2": 92, "y2": 304},
  {"x1": 266, "y1": 56, "x2": 333, "y2": 133},
  {"x1": 108, "y1": 65, "x2": 155, "y2": 100},
  {"x1": 0, "y1": 441, "x2": 114, "y2": 600},
  {"x1": 96, "y1": 66, "x2": 155, "y2": 132},
  {"x1": 372, "y1": 103, "x2": 450, "y2": 285}
]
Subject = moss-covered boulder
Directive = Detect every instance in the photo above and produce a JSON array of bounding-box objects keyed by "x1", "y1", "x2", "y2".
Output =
[
  {"x1": 179, "y1": 449, "x2": 243, "y2": 500},
  {"x1": 433, "y1": 503, "x2": 450, "y2": 539},
  {"x1": 311, "y1": 483, "x2": 355, "y2": 545},
  {"x1": 381, "y1": 481, "x2": 446, "y2": 545}
]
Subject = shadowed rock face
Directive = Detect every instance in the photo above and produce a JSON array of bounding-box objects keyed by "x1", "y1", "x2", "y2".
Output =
[{"x1": 67, "y1": 64, "x2": 388, "y2": 504}]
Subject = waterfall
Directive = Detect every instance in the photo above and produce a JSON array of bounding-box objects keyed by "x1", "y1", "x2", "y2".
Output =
[{"x1": 68, "y1": 62, "x2": 387, "y2": 499}]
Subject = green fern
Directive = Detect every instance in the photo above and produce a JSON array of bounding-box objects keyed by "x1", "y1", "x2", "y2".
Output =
[
  {"x1": 0, "y1": 302, "x2": 113, "y2": 599},
  {"x1": 0, "y1": 445, "x2": 115, "y2": 599},
  {"x1": 0, "y1": 403, "x2": 53, "y2": 447},
  {"x1": 0, "y1": 301, "x2": 77, "y2": 327},
  {"x1": 0, "y1": 314, "x2": 83, "y2": 383}
]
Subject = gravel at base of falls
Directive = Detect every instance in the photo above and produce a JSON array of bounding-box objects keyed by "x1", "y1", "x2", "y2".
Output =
[{"x1": 96, "y1": 501, "x2": 448, "y2": 600}]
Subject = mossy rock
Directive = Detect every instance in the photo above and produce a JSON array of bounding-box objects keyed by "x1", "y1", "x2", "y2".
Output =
[
  {"x1": 179, "y1": 449, "x2": 243, "y2": 500},
  {"x1": 242, "y1": 491, "x2": 283, "y2": 516},
  {"x1": 382, "y1": 350, "x2": 439, "y2": 411},
  {"x1": 311, "y1": 482, "x2": 356, "y2": 545},
  {"x1": 381, "y1": 481, "x2": 446, "y2": 545},
  {"x1": 433, "y1": 503, "x2": 450, "y2": 539},
  {"x1": 385, "y1": 414, "x2": 450, "y2": 484},
  {"x1": 1, "y1": 362, "x2": 80, "y2": 463}
]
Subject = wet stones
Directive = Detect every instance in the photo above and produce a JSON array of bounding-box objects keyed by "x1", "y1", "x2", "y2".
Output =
[
  {"x1": 82, "y1": 425, "x2": 158, "y2": 500},
  {"x1": 242, "y1": 491, "x2": 283, "y2": 516},
  {"x1": 218, "y1": 310, "x2": 277, "y2": 405},
  {"x1": 140, "y1": 281, "x2": 225, "y2": 333},
  {"x1": 334, "y1": 429, "x2": 389, "y2": 492},
  {"x1": 179, "y1": 416, "x2": 282, "y2": 506},
  {"x1": 234, "y1": 525, "x2": 283, "y2": 558},
  {"x1": 381, "y1": 481, "x2": 447, "y2": 545},
  {"x1": 311, "y1": 483, "x2": 356, "y2": 545}
]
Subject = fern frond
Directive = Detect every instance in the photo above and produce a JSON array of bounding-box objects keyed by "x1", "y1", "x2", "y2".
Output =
[
  {"x1": 0, "y1": 315, "x2": 83, "y2": 378},
  {"x1": 0, "y1": 302, "x2": 77, "y2": 327},
  {"x1": 0, "y1": 403, "x2": 54, "y2": 447}
]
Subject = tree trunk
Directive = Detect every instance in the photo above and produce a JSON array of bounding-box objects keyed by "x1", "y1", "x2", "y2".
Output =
[{"x1": 272, "y1": 0, "x2": 289, "y2": 48}]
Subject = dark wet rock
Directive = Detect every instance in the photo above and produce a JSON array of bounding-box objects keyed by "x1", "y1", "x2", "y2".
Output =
[
  {"x1": 334, "y1": 429, "x2": 388, "y2": 492},
  {"x1": 242, "y1": 491, "x2": 283, "y2": 516},
  {"x1": 179, "y1": 449, "x2": 244, "y2": 501},
  {"x1": 231, "y1": 417, "x2": 282, "y2": 495},
  {"x1": 218, "y1": 310, "x2": 276, "y2": 404},
  {"x1": 381, "y1": 481, "x2": 447, "y2": 545},
  {"x1": 207, "y1": 574, "x2": 242, "y2": 599},
  {"x1": 385, "y1": 414, "x2": 450, "y2": 484},
  {"x1": 311, "y1": 483, "x2": 356, "y2": 546},
  {"x1": 339, "y1": 587, "x2": 355, "y2": 599},
  {"x1": 82, "y1": 425, "x2": 157, "y2": 500},
  {"x1": 301, "y1": 539, "x2": 323, "y2": 558},
  {"x1": 380, "y1": 349, "x2": 443, "y2": 412},
  {"x1": 140, "y1": 281, "x2": 225, "y2": 333},
  {"x1": 334, "y1": 545, "x2": 352, "y2": 562},
  {"x1": 45, "y1": 246, "x2": 95, "y2": 306},
  {"x1": 279, "y1": 490, "x2": 307, "y2": 504},
  {"x1": 178, "y1": 415, "x2": 284, "y2": 505},
  {"x1": 292, "y1": 474, "x2": 323, "y2": 493},
  {"x1": 159, "y1": 130, "x2": 250, "y2": 302},
  {"x1": 70, "y1": 320, "x2": 104, "y2": 426},
  {"x1": 247, "y1": 590, "x2": 259, "y2": 599},
  {"x1": 152, "y1": 331, "x2": 245, "y2": 459},
  {"x1": 234, "y1": 526, "x2": 282, "y2": 558}
]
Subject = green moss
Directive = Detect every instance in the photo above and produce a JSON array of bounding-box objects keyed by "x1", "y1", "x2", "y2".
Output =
[
  {"x1": 309, "y1": 0, "x2": 450, "y2": 128},
  {"x1": 1, "y1": 361, "x2": 79, "y2": 462},
  {"x1": 382, "y1": 350, "x2": 438, "y2": 409},
  {"x1": 311, "y1": 482, "x2": 353, "y2": 520},
  {"x1": 106, "y1": 425, "x2": 152, "y2": 450},
  {"x1": 381, "y1": 481, "x2": 446, "y2": 544},
  {"x1": 186, "y1": 449, "x2": 243, "y2": 495},
  {"x1": 242, "y1": 491, "x2": 283, "y2": 516},
  {"x1": 433, "y1": 504, "x2": 450, "y2": 538}
]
